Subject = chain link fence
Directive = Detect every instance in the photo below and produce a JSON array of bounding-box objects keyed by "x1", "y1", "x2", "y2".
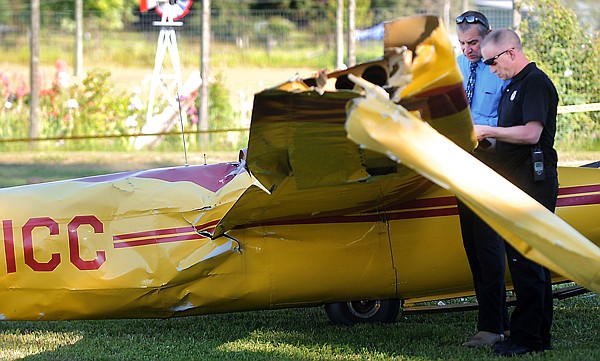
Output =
[
  {"x1": 2, "y1": 6, "x2": 594, "y2": 99},
  {"x1": 0, "y1": 7, "x2": 517, "y2": 69},
  {"x1": 0, "y1": 5, "x2": 598, "y2": 149}
]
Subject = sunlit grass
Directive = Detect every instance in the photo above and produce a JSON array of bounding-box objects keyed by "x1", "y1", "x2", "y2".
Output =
[
  {"x1": 0, "y1": 154, "x2": 598, "y2": 360},
  {"x1": 0, "y1": 330, "x2": 82, "y2": 360},
  {"x1": 0, "y1": 151, "x2": 239, "y2": 187},
  {"x1": 2, "y1": 30, "x2": 382, "y2": 71},
  {"x1": 0, "y1": 298, "x2": 597, "y2": 360}
]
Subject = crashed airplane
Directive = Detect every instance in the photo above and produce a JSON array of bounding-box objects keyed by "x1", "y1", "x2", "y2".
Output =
[{"x1": 1, "y1": 15, "x2": 599, "y2": 323}]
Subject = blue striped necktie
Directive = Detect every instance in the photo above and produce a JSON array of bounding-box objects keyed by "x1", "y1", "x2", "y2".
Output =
[{"x1": 466, "y1": 62, "x2": 477, "y2": 106}]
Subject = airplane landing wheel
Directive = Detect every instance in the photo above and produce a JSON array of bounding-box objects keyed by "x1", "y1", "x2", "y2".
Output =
[{"x1": 325, "y1": 299, "x2": 400, "y2": 325}]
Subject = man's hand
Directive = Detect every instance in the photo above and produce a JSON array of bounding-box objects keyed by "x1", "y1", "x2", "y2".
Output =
[{"x1": 474, "y1": 122, "x2": 543, "y2": 145}]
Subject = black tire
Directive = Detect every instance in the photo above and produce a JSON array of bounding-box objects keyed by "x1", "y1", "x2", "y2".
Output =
[{"x1": 324, "y1": 299, "x2": 400, "y2": 325}]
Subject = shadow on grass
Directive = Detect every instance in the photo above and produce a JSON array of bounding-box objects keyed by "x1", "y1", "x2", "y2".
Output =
[{"x1": 2, "y1": 295, "x2": 598, "y2": 361}]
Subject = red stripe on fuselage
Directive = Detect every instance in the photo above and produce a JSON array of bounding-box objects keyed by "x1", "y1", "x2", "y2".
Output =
[
  {"x1": 113, "y1": 220, "x2": 219, "y2": 241},
  {"x1": 557, "y1": 184, "x2": 600, "y2": 207},
  {"x1": 236, "y1": 185, "x2": 600, "y2": 229},
  {"x1": 113, "y1": 221, "x2": 218, "y2": 248},
  {"x1": 113, "y1": 232, "x2": 208, "y2": 249},
  {"x1": 113, "y1": 226, "x2": 198, "y2": 241},
  {"x1": 557, "y1": 194, "x2": 600, "y2": 207},
  {"x1": 391, "y1": 196, "x2": 457, "y2": 210},
  {"x1": 558, "y1": 184, "x2": 600, "y2": 196},
  {"x1": 109, "y1": 185, "x2": 600, "y2": 242}
]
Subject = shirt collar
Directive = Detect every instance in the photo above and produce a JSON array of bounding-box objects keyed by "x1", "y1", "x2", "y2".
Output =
[
  {"x1": 512, "y1": 62, "x2": 536, "y2": 83},
  {"x1": 474, "y1": 58, "x2": 485, "y2": 70}
]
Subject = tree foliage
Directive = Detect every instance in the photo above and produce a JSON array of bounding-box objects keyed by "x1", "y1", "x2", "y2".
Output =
[
  {"x1": 522, "y1": 0, "x2": 600, "y2": 147},
  {"x1": 0, "y1": 0, "x2": 141, "y2": 29}
]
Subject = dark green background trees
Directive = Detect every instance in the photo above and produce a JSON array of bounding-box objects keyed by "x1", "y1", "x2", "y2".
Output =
[{"x1": 522, "y1": 0, "x2": 600, "y2": 147}]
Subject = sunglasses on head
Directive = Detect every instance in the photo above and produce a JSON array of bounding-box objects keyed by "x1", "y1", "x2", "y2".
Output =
[
  {"x1": 483, "y1": 48, "x2": 515, "y2": 66},
  {"x1": 455, "y1": 15, "x2": 490, "y2": 29}
]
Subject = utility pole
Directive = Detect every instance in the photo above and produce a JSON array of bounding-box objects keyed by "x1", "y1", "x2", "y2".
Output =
[
  {"x1": 29, "y1": 0, "x2": 40, "y2": 145},
  {"x1": 513, "y1": 0, "x2": 522, "y2": 36},
  {"x1": 347, "y1": 0, "x2": 356, "y2": 67},
  {"x1": 443, "y1": 0, "x2": 450, "y2": 31},
  {"x1": 75, "y1": 0, "x2": 83, "y2": 78},
  {"x1": 199, "y1": 0, "x2": 210, "y2": 145},
  {"x1": 335, "y1": 0, "x2": 344, "y2": 69}
]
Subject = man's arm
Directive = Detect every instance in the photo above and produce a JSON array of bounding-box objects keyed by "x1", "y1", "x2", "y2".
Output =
[{"x1": 474, "y1": 121, "x2": 543, "y2": 145}]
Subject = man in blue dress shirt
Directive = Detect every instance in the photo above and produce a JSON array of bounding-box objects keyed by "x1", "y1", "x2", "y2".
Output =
[{"x1": 455, "y1": 10, "x2": 510, "y2": 348}]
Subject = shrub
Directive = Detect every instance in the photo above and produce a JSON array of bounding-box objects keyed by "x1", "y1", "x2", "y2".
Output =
[
  {"x1": 0, "y1": 61, "x2": 244, "y2": 152},
  {"x1": 522, "y1": 0, "x2": 600, "y2": 148}
]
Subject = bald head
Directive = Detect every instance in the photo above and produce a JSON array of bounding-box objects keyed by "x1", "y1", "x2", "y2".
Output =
[
  {"x1": 481, "y1": 28, "x2": 529, "y2": 80},
  {"x1": 481, "y1": 28, "x2": 522, "y2": 52}
]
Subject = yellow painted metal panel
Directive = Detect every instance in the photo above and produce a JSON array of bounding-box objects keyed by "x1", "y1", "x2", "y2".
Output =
[
  {"x1": 1, "y1": 15, "x2": 598, "y2": 322},
  {"x1": 345, "y1": 80, "x2": 600, "y2": 294}
]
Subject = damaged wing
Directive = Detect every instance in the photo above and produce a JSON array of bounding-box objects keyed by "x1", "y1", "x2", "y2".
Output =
[{"x1": 345, "y1": 77, "x2": 600, "y2": 294}]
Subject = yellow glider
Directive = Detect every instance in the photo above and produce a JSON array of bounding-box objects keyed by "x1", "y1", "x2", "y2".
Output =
[{"x1": 1, "y1": 15, "x2": 598, "y2": 323}]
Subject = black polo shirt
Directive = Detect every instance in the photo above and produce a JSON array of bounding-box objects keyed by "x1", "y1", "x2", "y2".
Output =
[{"x1": 495, "y1": 62, "x2": 558, "y2": 178}]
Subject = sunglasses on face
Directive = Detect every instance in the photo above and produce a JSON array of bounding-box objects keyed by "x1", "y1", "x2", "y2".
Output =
[
  {"x1": 455, "y1": 15, "x2": 490, "y2": 30},
  {"x1": 483, "y1": 48, "x2": 514, "y2": 66}
]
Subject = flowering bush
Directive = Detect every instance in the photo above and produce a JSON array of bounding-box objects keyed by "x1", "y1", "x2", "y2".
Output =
[
  {"x1": 1, "y1": 61, "x2": 146, "y2": 151},
  {"x1": 0, "y1": 61, "x2": 241, "y2": 152}
]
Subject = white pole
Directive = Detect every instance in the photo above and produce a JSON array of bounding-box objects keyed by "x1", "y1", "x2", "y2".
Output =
[
  {"x1": 347, "y1": 0, "x2": 356, "y2": 67},
  {"x1": 29, "y1": 0, "x2": 40, "y2": 144},
  {"x1": 75, "y1": 0, "x2": 83, "y2": 78},
  {"x1": 336, "y1": 0, "x2": 344, "y2": 69},
  {"x1": 199, "y1": 0, "x2": 210, "y2": 145}
]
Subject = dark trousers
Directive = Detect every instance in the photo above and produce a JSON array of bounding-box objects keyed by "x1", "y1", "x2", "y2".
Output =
[
  {"x1": 504, "y1": 242, "x2": 553, "y2": 349},
  {"x1": 457, "y1": 199, "x2": 510, "y2": 334},
  {"x1": 503, "y1": 165, "x2": 558, "y2": 349}
]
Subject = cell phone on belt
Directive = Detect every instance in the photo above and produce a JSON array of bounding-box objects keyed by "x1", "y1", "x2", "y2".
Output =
[{"x1": 532, "y1": 148, "x2": 545, "y2": 182}]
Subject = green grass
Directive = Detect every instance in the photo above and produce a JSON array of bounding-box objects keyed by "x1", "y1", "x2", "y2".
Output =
[
  {"x1": 0, "y1": 150, "x2": 597, "y2": 189},
  {"x1": 1, "y1": 30, "x2": 383, "y2": 70},
  {"x1": 0, "y1": 151, "x2": 239, "y2": 188},
  {"x1": 0, "y1": 152, "x2": 598, "y2": 360},
  {"x1": 0, "y1": 296, "x2": 598, "y2": 360},
  {"x1": 0, "y1": 162, "x2": 108, "y2": 187}
]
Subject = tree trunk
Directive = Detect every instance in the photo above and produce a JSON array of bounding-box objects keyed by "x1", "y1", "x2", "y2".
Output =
[
  {"x1": 75, "y1": 0, "x2": 83, "y2": 78},
  {"x1": 335, "y1": 0, "x2": 344, "y2": 69},
  {"x1": 199, "y1": 0, "x2": 210, "y2": 145},
  {"x1": 347, "y1": 0, "x2": 355, "y2": 67},
  {"x1": 29, "y1": 0, "x2": 40, "y2": 147}
]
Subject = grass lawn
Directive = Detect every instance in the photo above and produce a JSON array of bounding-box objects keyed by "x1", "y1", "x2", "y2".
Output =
[
  {"x1": 0, "y1": 151, "x2": 239, "y2": 188},
  {"x1": 0, "y1": 295, "x2": 597, "y2": 360},
  {"x1": 0, "y1": 150, "x2": 598, "y2": 187},
  {"x1": 0, "y1": 152, "x2": 598, "y2": 360}
]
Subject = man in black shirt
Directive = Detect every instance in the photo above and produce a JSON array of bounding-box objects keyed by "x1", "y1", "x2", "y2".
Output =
[{"x1": 475, "y1": 28, "x2": 559, "y2": 357}]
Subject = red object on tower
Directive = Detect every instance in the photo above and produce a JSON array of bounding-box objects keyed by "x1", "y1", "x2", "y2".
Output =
[{"x1": 139, "y1": 0, "x2": 193, "y2": 21}]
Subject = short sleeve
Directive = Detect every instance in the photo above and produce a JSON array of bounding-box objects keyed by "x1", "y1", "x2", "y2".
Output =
[{"x1": 521, "y1": 75, "x2": 551, "y2": 126}]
